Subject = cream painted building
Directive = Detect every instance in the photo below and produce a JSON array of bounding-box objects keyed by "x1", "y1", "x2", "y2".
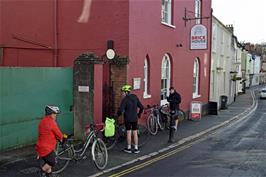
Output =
[
  {"x1": 228, "y1": 36, "x2": 243, "y2": 103},
  {"x1": 210, "y1": 16, "x2": 233, "y2": 109}
]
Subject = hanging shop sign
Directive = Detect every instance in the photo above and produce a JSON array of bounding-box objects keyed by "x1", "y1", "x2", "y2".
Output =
[{"x1": 190, "y1": 24, "x2": 207, "y2": 50}]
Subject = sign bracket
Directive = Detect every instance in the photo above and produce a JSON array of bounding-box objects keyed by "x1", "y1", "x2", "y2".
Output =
[{"x1": 183, "y1": 8, "x2": 210, "y2": 27}]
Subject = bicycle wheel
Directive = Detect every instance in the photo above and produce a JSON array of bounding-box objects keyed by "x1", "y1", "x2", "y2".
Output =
[
  {"x1": 146, "y1": 114, "x2": 158, "y2": 135},
  {"x1": 116, "y1": 124, "x2": 126, "y2": 142},
  {"x1": 178, "y1": 110, "x2": 186, "y2": 122},
  {"x1": 53, "y1": 143, "x2": 73, "y2": 174},
  {"x1": 102, "y1": 130, "x2": 118, "y2": 150},
  {"x1": 91, "y1": 138, "x2": 108, "y2": 170},
  {"x1": 158, "y1": 114, "x2": 166, "y2": 131},
  {"x1": 136, "y1": 124, "x2": 149, "y2": 147}
]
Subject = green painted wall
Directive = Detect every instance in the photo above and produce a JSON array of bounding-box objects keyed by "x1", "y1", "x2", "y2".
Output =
[{"x1": 0, "y1": 67, "x2": 73, "y2": 150}]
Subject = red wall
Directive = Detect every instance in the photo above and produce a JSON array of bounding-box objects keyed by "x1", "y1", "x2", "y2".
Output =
[
  {"x1": 0, "y1": 0, "x2": 129, "y2": 67},
  {"x1": 127, "y1": 0, "x2": 212, "y2": 111},
  {"x1": 1, "y1": 0, "x2": 212, "y2": 115},
  {"x1": 0, "y1": 0, "x2": 130, "y2": 124}
]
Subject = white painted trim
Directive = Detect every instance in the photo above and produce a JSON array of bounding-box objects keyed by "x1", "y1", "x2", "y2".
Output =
[
  {"x1": 193, "y1": 94, "x2": 201, "y2": 99},
  {"x1": 143, "y1": 94, "x2": 152, "y2": 99},
  {"x1": 161, "y1": 22, "x2": 176, "y2": 29}
]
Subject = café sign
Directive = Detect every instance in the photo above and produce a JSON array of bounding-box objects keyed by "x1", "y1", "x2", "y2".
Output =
[{"x1": 190, "y1": 24, "x2": 207, "y2": 50}]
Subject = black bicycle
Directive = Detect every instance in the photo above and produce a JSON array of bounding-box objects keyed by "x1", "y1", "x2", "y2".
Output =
[
  {"x1": 53, "y1": 124, "x2": 108, "y2": 174},
  {"x1": 101, "y1": 117, "x2": 149, "y2": 150},
  {"x1": 146, "y1": 105, "x2": 166, "y2": 135}
]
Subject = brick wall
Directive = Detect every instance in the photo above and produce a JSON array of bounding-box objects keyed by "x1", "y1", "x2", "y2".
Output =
[{"x1": 110, "y1": 64, "x2": 127, "y2": 114}]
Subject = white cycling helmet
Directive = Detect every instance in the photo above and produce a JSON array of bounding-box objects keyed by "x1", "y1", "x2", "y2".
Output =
[{"x1": 45, "y1": 105, "x2": 61, "y2": 115}]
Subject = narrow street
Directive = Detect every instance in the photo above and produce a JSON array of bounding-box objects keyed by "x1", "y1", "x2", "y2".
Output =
[
  {"x1": 1, "y1": 1, "x2": 266, "y2": 177},
  {"x1": 105, "y1": 92, "x2": 266, "y2": 177},
  {"x1": 0, "y1": 89, "x2": 257, "y2": 177}
]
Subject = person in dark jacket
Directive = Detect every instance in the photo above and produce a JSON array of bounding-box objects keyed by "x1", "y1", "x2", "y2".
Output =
[
  {"x1": 167, "y1": 86, "x2": 181, "y2": 143},
  {"x1": 117, "y1": 84, "x2": 144, "y2": 154}
]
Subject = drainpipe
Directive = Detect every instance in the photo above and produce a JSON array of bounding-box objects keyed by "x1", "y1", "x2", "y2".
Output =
[
  {"x1": 207, "y1": 8, "x2": 213, "y2": 102},
  {"x1": 53, "y1": 0, "x2": 59, "y2": 67}
]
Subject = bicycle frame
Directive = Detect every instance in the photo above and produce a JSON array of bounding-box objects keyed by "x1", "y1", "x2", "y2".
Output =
[
  {"x1": 73, "y1": 128, "x2": 97, "y2": 158},
  {"x1": 54, "y1": 124, "x2": 108, "y2": 173}
]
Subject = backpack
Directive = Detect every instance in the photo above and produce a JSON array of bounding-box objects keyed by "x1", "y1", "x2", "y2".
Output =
[{"x1": 104, "y1": 117, "x2": 115, "y2": 137}]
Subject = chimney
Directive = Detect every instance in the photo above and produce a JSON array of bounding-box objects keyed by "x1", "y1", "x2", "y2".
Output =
[{"x1": 226, "y1": 24, "x2": 234, "y2": 33}]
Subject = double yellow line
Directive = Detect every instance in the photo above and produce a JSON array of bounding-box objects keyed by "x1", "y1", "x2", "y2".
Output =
[{"x1": 109, "y1": 143, "x2": 193, "y2": 177}]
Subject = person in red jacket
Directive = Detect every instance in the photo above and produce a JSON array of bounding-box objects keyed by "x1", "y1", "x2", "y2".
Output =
[{"x1": 36, "y1": 105, "x2": 64, "y2": 177}]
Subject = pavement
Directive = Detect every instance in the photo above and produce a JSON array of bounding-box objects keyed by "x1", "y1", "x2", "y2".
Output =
[{"x1": 0, "y1": 89, "x2": 256, "y2": 177}]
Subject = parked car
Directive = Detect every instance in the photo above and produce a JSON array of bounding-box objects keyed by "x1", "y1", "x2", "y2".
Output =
[{"x1": 260, "y1": 88, "x2": 266, "y2": 99}]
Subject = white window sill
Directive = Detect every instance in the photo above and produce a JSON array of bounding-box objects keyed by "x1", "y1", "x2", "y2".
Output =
[
  {"x1": 161, "y1": 22, "x2": 176, "y2": 29},
  {"x1": 143, "y1": 94, "x2": 152, "y2": 99},
  {"x1": 193, "y1": 94, "x2": 201, "y2": 99}
]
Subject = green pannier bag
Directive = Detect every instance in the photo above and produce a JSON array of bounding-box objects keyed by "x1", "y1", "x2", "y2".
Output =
[{"x1": 104, "y1": 117, "x2": 115, "y2": 137}]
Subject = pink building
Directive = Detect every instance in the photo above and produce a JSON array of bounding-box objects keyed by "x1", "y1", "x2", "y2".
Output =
[{"x1": 0, "y1": 0, "x2": 212, "y2": 124}]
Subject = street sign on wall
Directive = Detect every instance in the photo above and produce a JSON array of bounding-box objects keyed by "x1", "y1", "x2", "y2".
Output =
[{"x1": 190, "y1": 24, "x2": 208, "y2": 50}]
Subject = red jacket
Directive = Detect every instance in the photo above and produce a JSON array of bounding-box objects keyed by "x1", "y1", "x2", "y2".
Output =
[{"x1": 35, "y1": 115, "x2": 63, "y2": 157}]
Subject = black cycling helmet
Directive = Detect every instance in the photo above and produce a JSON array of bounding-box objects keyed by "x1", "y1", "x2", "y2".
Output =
[{"x1": 45, "y1": 105, "x2": 61, "y2": 115}]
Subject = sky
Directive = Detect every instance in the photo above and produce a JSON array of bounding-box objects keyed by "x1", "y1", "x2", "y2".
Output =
[{"x1": 212, "y1": 0, "x2": 266, "y2": 44}]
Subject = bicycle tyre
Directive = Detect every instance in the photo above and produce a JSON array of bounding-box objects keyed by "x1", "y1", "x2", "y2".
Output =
[
  {"x1": 146, "y1": 114, "x2": 158, "y2": 135},
  {"x1": 91, "y1": 138, "x2": 108, "y2": 170},
  {"x1": 53, "y1": 143, "x2": 73, "y2": 174},
  {"x1": 158, "y1": 113, "x2": 166, "y2": 131},
  {"x1": 136, "y1": 124, "x2": 149, "y2": 147},
  {"x1": 178, "y1": 110, "x2": 186, "y2": 122}
]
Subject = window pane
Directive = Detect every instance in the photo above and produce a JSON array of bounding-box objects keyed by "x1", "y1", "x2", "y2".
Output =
[
  {"x1": 161, "y1": 79, "x2": 167, "y2": 100},
  {"x1": 161, "y1": 0, "x2": 171, "y2": 24},
  {"x1": 193, "y1": 59, "x2": 199, "y2": 95},
  {"x1": 161, "y1": 54, "x2": 171, "y2": 101},
  {"x1": 144, "y1": 58, "x2": 150, "y2": 96},
  {"x1": 195, "y1": 0, "x2": 201, "y2": 24}
]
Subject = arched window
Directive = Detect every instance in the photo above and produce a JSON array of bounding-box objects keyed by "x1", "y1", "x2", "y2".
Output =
[
  {"x1": 193, "y1": 58, "x2": 200, "y2": 98},
  {"x1": 161, "y1": 54, "x2": 171, "y2": 105},
  {"x1": 143, "y1": 57, "x2": 151, "y2": 98}
]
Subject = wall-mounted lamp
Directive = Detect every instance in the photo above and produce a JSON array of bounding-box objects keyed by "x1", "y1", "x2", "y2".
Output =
[{"x1": 176, "y1": 44, "x2": 183, "y2": 47}]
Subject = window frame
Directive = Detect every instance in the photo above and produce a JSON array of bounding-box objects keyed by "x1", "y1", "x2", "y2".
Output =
[
  {"x1": 161, "y1": 54, "x2": 171, "y2": 105},
  {"x1": 161, "y1": 0, "x2": 173, "y2": 25},
  {"x1": 143, "y1": 57, "x2": 151, "y2": 99},
  {"x1": 195, "y1": 0, "x2": 202, "y2": 24},
  {"x1": 193, "y1": 58, "x2": 200, "y2": 98}
]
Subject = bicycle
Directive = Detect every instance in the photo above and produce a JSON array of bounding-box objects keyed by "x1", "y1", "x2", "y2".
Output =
[
  {"x1": 159, "y1": 104, "x2": 187, "y2": 127},
  {"x1": 53, "y1": 124, "x2": 108, "y2": 174},
  {"x1": 146, "y1": 105, "x2": 166, "y2": 135},
  {"x1": 101, "y1": 116, "x2": 149, "y2": 150}
]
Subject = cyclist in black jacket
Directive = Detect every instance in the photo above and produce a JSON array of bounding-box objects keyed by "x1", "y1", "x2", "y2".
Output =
[
  {"x1": 117, "y1": 84, "x2": 144, "y2": 154},
  {"x1": 167, "y1": 86, "x2": 181, "y2": 143}
]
